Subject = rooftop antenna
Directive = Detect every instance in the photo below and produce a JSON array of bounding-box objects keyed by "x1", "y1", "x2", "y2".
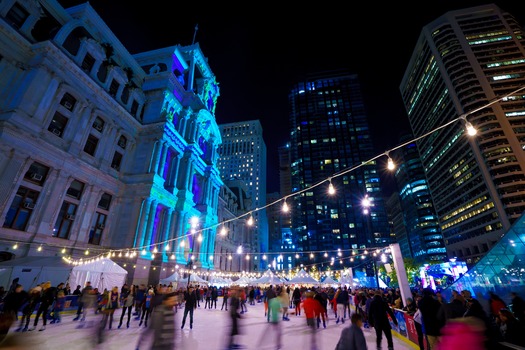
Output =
[{"x1": 192, "y1": 24, "x2": 198, "y2": 45}]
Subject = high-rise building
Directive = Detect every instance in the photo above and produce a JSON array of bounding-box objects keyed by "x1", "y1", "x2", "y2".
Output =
[
  {"x1": 217, "y1": 120, "x2": 268, "y2": 269},
  {"x1": 400, "y1": 4, "x2": 525, "y2": 266},
  {"x1": 216, "y1": 179, "x2": 253, "y2": 272},
  {"x1": 288, "y1": 70, "x2": 391, "y2": 268},
  {"x1": 393, "y1": 135, "x2": 446, "y2": 262},
  {"x1": 0, "y1": 0, "x2": 223, "y2": 285}
]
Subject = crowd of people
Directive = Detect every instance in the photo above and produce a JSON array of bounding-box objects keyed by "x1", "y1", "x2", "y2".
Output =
[{"x1": 1, "y1": 277, "x2": 525, "y2": 350}]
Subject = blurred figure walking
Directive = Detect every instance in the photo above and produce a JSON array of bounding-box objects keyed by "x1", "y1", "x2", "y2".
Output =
[{"x1": 335, "y1": 313, "x2": 368, "y2": 350}]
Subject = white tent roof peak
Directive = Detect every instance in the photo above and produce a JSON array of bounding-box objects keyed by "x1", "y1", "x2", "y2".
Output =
[{"x1": 72, "y1": 258, "x2": 127, "y2": 274}]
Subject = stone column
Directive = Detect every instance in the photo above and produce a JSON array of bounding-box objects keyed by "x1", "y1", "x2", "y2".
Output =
[
  {"x1": 142, "y1": 200, "x2": 158, "y2": 249},
  {"x1": 163, "y1": 207, "x2": 173, "y2": 255},
  {"x1": 135, "y1": 198, "x2": 152, "y2": 248},
  {"x1": 157, "y1": 141, "x2": 168, "y2": 177},
  {"x1": 149, "y1": 140, "x2": 162, "y2": 174}
]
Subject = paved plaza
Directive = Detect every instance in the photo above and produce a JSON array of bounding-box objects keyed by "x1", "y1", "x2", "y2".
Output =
[{"x1": 2, "y1": 299, "x2": 417, "y2": 350}]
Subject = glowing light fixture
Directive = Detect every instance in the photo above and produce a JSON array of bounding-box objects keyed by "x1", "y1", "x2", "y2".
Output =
[
  {"x1": 282, "y1": 199, "x2": 289, "y2": 213},
  {"x1": 220, "y1": 226, "x2": 227, "y2": 236},
  {"x1": 247, "y1": 215, "x2": 254, "y2": 226},
  {"x1": 328, "y1": 179, "x2": 335, "y2": 195}
]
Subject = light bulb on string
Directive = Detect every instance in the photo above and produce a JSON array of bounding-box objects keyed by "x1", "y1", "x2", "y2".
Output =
[
  {"x1": 220, "y1": 226, "x2": 227, "y2": 236},
  {"x1": 153, "y1": 246, "x2": 158, "y2": 254},
  {"x1": 37, "y1": 245, "x2": 42, "y2": 252},
  {"x1": 197, "y1": 234, "x2": 203, "y2": 242},
  {"x1": 282, "y1": 199, "x2": 289, "y2": 213},
  {"x1": 13, "y1": 243, "x2": 18, "y2": 250},
  {"x1": 466, "y1": 121, "x2": 477, "y2": 136},
  {"x1": 165, "y1": 244, "x2": 170, "y2": 251},
  {"x1": 247, "y1": 215, "x2": 254, "y2": 226},
  {"x1": 328, "y1": 179, "x2": 335, "y2": 195},
  {"x1": 386, "y1": 153, "x2": 395, "y2": 171}
]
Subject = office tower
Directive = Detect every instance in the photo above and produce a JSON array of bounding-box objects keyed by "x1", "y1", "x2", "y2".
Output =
[
  {"x1": 288, "y1": 70, "x2": 391, "y2": 267},
  {"x1": 385, "y1": 192, "x2": 410, "y2": 258},
  {"x1": 216, "y1": 180, "x2": 253, "y2": 272},
  {"x1": 393, "y1": 135, "x2": 446, "y2": 262},
  {"x1": 279, "y1": 144, "x2": 292, "y2": 196},
  {"x1": 0, "y1": 1, "x2": 223, "y2": 284},
  {"x1": 217, "y1": 120, "x2": 268, "y2": 268},
  {"x1": 400, "y1": 4, "x2": 525, "y2": 266}
]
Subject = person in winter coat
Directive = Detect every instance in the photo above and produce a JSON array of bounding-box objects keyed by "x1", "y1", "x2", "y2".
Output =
[
  {"x1": 292, "y1": 287, "x2": 302, "y2": 316},
  {"x1": 180, "y1": 286, "x2": 197, "y2": 329},
  {"x1": 489, "y1": 292, "x2": 507, "y2": 320},
  {"x1": 17, "y1": 286, "x2": 41, "y2": 332},
  {"x1": 30, "y1": 281, "x2": 56, "y2": 331},
  {"x1": 497, "y1": 308, "x2": 525, "y2": 347},
  {"x1": 118, "y1": 284, "x2": 134, "y2": 328},
  {"x1": 368, "y1": 291, "x2": 398, "y2": 350},
  {"x1": 227, "y1": 287, "x2": 242, "y2": 349},
  {"x1": 417, "y1": 288, "x2": 444, "y2": 349},
  {"x1": 335, "y1": 287, "x2": 349, "y2": 324},
  {"x1": 1, "y1": 283, "x2": 28, "y2": 339},
  {"x1": 335, "y1": 313, "x2": 368, "y2": 350},
  {"x1": 302, "y1": 291, "x2": 323, "y2": 350}
]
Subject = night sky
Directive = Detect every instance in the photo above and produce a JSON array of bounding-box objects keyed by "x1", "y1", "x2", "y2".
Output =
[{"x1": 59, "y1": 1, "x2": 525, "y2": 193}]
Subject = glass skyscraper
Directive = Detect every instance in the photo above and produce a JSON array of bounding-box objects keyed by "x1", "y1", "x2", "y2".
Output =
[{"x1": 288, "y1": 70, "x2": 390, "y2": 268}]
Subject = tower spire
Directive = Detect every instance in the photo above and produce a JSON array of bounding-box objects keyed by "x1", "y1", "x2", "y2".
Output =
[{"x1": 192, "y1": 24, "x2": 198, "y2": 45}]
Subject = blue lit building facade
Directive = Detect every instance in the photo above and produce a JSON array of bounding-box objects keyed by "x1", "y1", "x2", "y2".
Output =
[
  {"x1": 288, "y1": 71, "x2": 391, "y2": 269},
  {"x1": 393, "y1": 135, "x2": 446, "y2": 262},
  {"x1": 0, "y1": 0, "x2": 222, "y2": 284}
]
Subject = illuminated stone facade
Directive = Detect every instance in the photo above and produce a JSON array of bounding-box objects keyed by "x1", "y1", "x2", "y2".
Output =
[{"x1": 0, "y1": 0, "x2": 222, "y2": 285}]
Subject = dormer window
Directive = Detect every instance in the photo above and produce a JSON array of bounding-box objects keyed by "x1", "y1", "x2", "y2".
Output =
[
  {"x1": 60, "y1": 93, "x2": 76, "y2": 111},
  {"x1": 109, "y1": 79, "x2": 119, "y2": 97},
  {"x1": 81, "y1": 53, "x2": 96, "y2": 73},
  {"x1": 131, "y1": 100, "x2": 139, "y2": 117},
  {"x1": 6, "y1": 3, "x2": 29, "y2": 30},
  {"x1": 117, "y1": 135, "x2": 127, "y2": 149},
  {"x1": 92, "y1": 117, "x2": 104, "y2": 132}
]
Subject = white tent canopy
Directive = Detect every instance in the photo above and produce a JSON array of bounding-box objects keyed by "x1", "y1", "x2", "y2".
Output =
[
  {"x1": 209, "y1": 276, "x2": 230, "y2": 287},
  {"x1": 0, "y1": 256, "x2": 72, "y2": 290},
  {"x1": 159, "y1": 272, "x2": 180, "y2": 285},
  {"x1": 69, "y1": 258, "x2": 127, "y2": 292},
  {"x1": 251, "y1": 269, "x2": 287, "y2": 286},
  {"x1": 231, "y1": 276, "x2": 251, "y2": 286},
  {"x1": 285, "y1": 269, "x2": 319, "y2": 286},
  {"x1": 321, "y1": 276, "x2": 339, "y2": 286},
  {"x1": 177, "y1": 273, "x2": 209, "y2": 285}
]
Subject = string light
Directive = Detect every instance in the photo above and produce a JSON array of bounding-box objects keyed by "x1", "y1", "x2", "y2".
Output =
[
  {"x1": 220, "y1": 226, "x2": 227, "y2": 236},
  {"x1": 386, "y1": 153, "x2": 395, "y2": 171},
  {"x1": 282, "y1": 199, "x2": 289, "y2": 213},
  {"x1": 328, "y1": 178, "x2": 335, "y2": 195},
  {"x1": 51, "y1": 87, "x2": 525, "y2": 269},
  {"x1": 37, "y1": 245, "x2": 42, "y2": 252},
  {"x1": 12, "y1": 243, "x2": 18, "y2": 250}
]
